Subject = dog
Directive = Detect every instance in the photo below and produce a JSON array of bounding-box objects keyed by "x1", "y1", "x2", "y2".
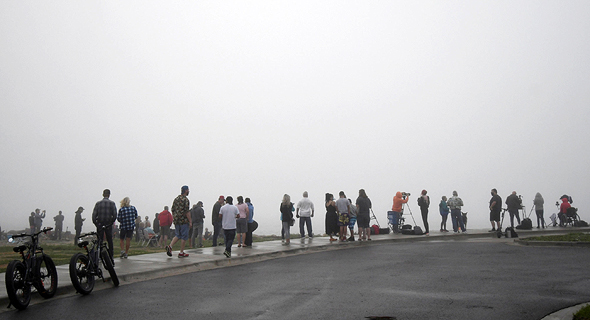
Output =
[{"x1": 462, "y1": 212, "x2": 468, "y2": 229}]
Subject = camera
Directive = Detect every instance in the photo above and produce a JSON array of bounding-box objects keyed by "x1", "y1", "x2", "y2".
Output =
[{"x1": 402, "y1": 192, "x2": 411, "y2": 199}]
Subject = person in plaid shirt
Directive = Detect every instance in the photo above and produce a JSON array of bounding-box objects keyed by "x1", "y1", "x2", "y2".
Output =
[
  {"x1": 92, "y1": 189, "x2": 117, "y2": 260},
  {"x1": 166, "y1": 185, "x2": 192, "y2": 258},
  {"x1": 117, "y1": 197, "x2": 138, "y2": 259}
]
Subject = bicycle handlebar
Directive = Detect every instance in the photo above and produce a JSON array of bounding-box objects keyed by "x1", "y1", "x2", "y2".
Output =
[{"x1": 11, "y1": 227, "x2": 53, "y2": 239}]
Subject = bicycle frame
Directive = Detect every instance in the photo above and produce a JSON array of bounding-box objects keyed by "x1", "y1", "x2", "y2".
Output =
[{"x1": 9, "y1": 228, "x2": 52, "y2": 288}]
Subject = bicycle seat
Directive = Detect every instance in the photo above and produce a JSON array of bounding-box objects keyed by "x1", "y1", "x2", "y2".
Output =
[
  {"x1": 77, "y1": 240, "x2": 89, "y2": 248},
  {"x1": 13, "y1": 245, "x2": 27, "y2": 253}
]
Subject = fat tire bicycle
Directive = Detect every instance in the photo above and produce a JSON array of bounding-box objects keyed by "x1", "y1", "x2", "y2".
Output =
[
  {"x1": 5, "y1": 227, "x2": 58, "y2": 310},
  {"x1": 69, "y1": 226, "x2": 119, "y2": 295}
]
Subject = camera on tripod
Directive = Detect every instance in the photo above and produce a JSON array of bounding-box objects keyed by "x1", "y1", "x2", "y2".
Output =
[{"x1": 402, "y1": 192, "x2": 411, "y2": 199}]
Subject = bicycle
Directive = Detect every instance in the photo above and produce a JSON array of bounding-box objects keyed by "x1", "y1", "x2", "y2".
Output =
[
  {"x1": 5, "y1": 227, "x2": 58, "y2": 310},
  {"x1": 69, "y1": 226, "x2": 119, "y2": 295}
]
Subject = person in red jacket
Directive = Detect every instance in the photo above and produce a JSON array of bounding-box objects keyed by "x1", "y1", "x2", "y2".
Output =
[
  {"x1": 158, "y1": 206, "x2": 173, "y2": 247},
  {"x1": 392, "y1": 191, "x2": 410, "y2": 214},
  {"x1": 559, "y1": 197, "x2": 571, "y2": 227}
]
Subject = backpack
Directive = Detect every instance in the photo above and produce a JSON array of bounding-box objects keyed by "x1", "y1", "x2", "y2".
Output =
[
  {"x1": 413, "y1": 226, "x2": 424, "y2": 235},
  {"x1": 516, "y1": 218, "x2": 532, "y2": 230},
  {"x1": 505, "y1": 227, "x2": 518, "y2": 238},
  {"x1": 371, "y1": 224, "x2": 380, "y2": 235}
]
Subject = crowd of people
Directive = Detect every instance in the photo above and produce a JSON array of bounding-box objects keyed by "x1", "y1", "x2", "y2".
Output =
[{"x1": 16, "y1": 187, "x2": 580, "y2": 261}]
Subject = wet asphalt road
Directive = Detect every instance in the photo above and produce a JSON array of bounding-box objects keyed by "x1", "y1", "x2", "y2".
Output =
[{"x1": 3, "y1": 238, "x2": 590, "y2": 320}]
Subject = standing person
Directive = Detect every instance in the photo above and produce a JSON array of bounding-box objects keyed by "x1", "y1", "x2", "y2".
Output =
[
  {"x1": 244, "y1": 198, "x2": 256, "y2": 247},
  {"x1": 439, "y1": 196, "x2": 450, "y2": 232},
  {"x1": 117, "y1": 197, "x2": 138, "y2": 259},
  {"x1": 153, "y1": 212, "x2": 160, "y2": 236},
  {"x1": 166, "y1": 185, "x2": 192, "y2": 258},
  {"x1": 347, "y1": 199, "x2": 357, "y2": 241},
  {"x1": 211, "y1": 196, "x2": 225, "y2": 247},
  {"x1": 448, "y1": 191, "x2": 466, "y2": 233},
  {"x1": 392, "y1": 192, "x2": 410, "y2": 222},
  {"x1": 325, "y1": 193, "x2": 338, "y2": 242},
  {"x1": 280, "y1": 194, "x2": 294, "y2": 245},
  {"x1": 219, "y1": 196, "x2": 239, "y2": 258},
  {"x1": 144, "y1": 216, "x2": 151, "y2": 228},
  {"x1": 417, "y1": 190, "x2": 430, "y2": 235},
  {"x1": 505, "y1": 191, "x2": 522, "y2": 228},
  {"x1": 235, "y1": 196, "x2": 250, "y2": 247},
  {"x1": 335, "y1": 191, "x2": 350, "y2": 242},
  {"x1": 92, "y1": 189, "x2": 117, "y2": 260},
  {"x1": 296, "y1": 191, "x2": 315, "y2": 239},
  {"x1": 158, "y1": 206, "x2": 172, "y2": 248},
  {"x1": 34, "y1": 209, "x2": 46, "y2": 233},
  {"x1": 356, "y1": 189, "x2": 372, "y2": 241},
  {"x1": 489, "y1": 189, "x2": 502, "y2": 232},
  {"x1": 74, "y1": 207, "x2": 85, "y2": 245},
  {"x1": 53, "y1": 211, "x2": 64, "y2": 240},
  {"x1": 190, "y1": 201, "x2": 205, "y2": 248},
  {"x1": 29, "y1": 212, "x2": 35, "y2": 233},
  {"x1": 533, "y1": 192, "x2": 545, "y2": 228},
  {"x1": 135, "y1": 216, "x2": 143, "y2": 242}
]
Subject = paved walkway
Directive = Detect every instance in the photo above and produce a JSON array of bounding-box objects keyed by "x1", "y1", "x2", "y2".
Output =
[{"x1": 2, "y1": 227, "x2": 589, "y2": 318}]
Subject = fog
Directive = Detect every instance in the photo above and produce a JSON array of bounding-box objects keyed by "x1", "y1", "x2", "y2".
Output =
[{"x1": 1, "y1": 1, "x2": 589, "y2": 236}]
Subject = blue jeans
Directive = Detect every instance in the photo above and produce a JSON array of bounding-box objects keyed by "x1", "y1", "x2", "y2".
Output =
[
  {"x1": 451, "y1": 209, "x2": 465, "y2": 232},
  {"x1": 299, "y1": 217, "x2": 313, "y2": 237},
  {"x1": 223, "y1": 229, "x2": 236, "y2": 253}
]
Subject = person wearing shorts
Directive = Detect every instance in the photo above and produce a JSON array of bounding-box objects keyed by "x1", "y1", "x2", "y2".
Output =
[
  {"x1": 489, "y1": 188, "x2": 502, "y2": 232},
  {"x1": 117, "y1": 196, "x2": 138, "y2": 259},
  {"x1": 166, "y1": 185, "x2": 192, "y2": 258},
  {"x1": 335, "y1": 191, "x2": 350, "y2": 242}
]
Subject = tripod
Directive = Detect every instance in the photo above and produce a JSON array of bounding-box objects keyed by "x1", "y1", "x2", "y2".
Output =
[{"x1": 369, "y1": 208, "x2": 380, "y2": 227}]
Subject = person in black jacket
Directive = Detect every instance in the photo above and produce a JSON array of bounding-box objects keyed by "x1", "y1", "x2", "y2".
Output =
[
  {"x1": 505, "y1": 191, "x2": 522, "y2": 228},
  {"x1": 417, "y1": 190, "x2": 430, "y2": 235},
  {"x1": 280, "y1": 194, "x2": 294, "y2": 245},
  {"x1": 92, "y1": 189, "x2": 117, "y2": 259}
]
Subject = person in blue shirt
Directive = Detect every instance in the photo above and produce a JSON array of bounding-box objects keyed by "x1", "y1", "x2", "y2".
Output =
[{"x1": 244, "y1": 198, "x2": 257, "y2": 247}]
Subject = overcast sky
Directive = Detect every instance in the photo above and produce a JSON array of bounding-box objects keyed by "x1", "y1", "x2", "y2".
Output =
[{"x1": 1, "y1": 1, "x2": 589, "y2": 236}]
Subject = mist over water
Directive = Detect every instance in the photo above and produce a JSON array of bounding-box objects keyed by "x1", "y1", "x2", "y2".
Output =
[{"x1": 1, "y1": 1, "x2": 589, "y2": 235}]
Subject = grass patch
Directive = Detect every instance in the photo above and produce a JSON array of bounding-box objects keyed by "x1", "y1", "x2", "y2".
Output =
[
  {"x1": 574, "y1": 304, "x2": 590, "y2": 320},
  {"x1": 0, "y1": 234, "x2": 284, "y2": 273},
  {"x1": 523, "y1": 233, "x2": 590, "y2": 242}
]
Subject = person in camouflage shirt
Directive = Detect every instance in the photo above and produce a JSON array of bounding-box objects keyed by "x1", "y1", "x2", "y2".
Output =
[{"x1": 166, "y1": 185, "x2": 192, "y2": 258}]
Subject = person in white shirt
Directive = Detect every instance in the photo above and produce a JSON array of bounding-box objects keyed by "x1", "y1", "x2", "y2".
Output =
[
  {"x1": 219, "y1": 196, "x2": 239, "y2": 258},
  {"x1": 296, "y1": 191, "x2": 315, "y2": 239}
]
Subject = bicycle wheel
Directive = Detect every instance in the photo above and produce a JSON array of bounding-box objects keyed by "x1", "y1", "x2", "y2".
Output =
[
  {"x1": 101, "y1": 248, "x2": 119, "y2": 287},
  {"x1": 5, "y1": 260, "x2": 31, "y2": 310},
  {"x1": 34, "y1": 254, "x2": 58, "y2": 298},
  {"x1": 69, "y1": 253, "x2": 95, "y2": 295}
]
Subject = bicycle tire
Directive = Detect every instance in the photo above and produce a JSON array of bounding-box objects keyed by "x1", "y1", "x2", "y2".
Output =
[
  {"x1": 69, "y1": 253, "x2": 95, "y2": 295},
  {"x1": 34, "y1": 254, "x2": 58, "y2": 298},
  {"x1": 101, "y1": 248, "x2": 119, "y2": 287},
  {"x1": 5, "y1": 260, "x2": 31, "y2": 310}
]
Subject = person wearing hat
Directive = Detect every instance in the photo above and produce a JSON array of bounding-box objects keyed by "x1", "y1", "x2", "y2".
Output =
[
  {"x1": 211, "y1": 195, "x2": 225, "y2": 247},
  {"x1": 166, "y1": 185, "x2": 192, "y2": 258},
  {"x1": 74, "y1": 206, "x2": 85, "y2": 245},
  {"x1": 190, "y1": 201, "x2": 205, "y2": 248}
]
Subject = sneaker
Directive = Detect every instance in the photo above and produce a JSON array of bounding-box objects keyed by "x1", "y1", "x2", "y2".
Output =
[
  {"x1": 178, "y1": 252, "x2": 189, "y2": 258},
  {"x1": 223, "y1": 250, "x2": 230, "y2": 258},
  {"x1": 488, "y1": 228, "x2": 496, "y2": 232},
  {"x1": 165, "y1": 245, "x2": 172, "y2": 257},
  {"x1": 120, "y1": 250, "x2": 125, "y2": 258},
  {"x1": 123, "y1": 253, "x2": 128, "y2": 259},
  {"x1": 348, "y1": 236, "x2": 355, "y2": 241},
  {"x1": 425, "y1": 233, "x2": 429, "y2": 236}
]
